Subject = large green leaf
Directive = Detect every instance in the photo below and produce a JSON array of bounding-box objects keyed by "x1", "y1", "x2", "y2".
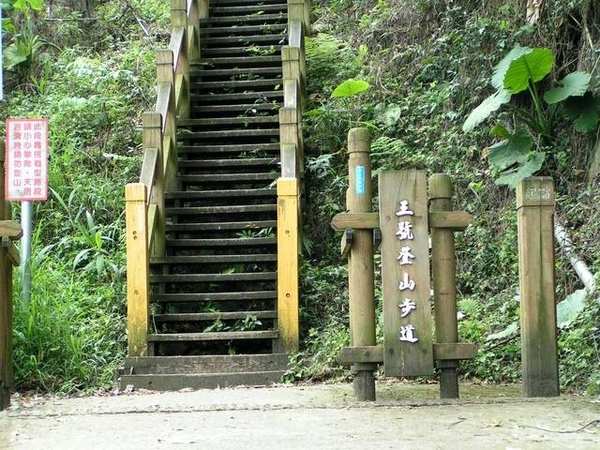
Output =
[
  {"x1": 557, "y1": 289, "x2": 588, "y2": 329},
  {"x1": 462, "y1": 89, "x2": 512, "y2": 132},
  {"x1": 563, "y1": 92, "x2": 600, "y2": 133},
  {"x1": 331, "y1": 79, "x2": 370, "y2": 98},
  {"x1": 487, "y1": 129, "x2": 533, "y2": 170},
  {"x1": 495, "y1": 152, "x2": 545, "y2": 188},
  {"x1": 492, "y1": 46, "x2": 533, "y2": 90},
  {"x1": 503, "y1": 48, "x2": 554, "y2": 94},
  {"x1": 544, "y1": 72, "x2": 591, "y2": 104}
]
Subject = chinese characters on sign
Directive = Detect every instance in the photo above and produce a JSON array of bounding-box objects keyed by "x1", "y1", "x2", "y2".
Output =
[
  {"x1": 5, "y1": 119, "x2": 49, "y2": 201},
  {"x1": 396, "y1": 200, "x2": 419, "y2": 343},
  {"x1": 380, "y1": 170, "x2": 433, "y2": 377}
]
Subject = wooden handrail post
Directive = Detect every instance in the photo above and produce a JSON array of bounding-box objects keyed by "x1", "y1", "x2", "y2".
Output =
[
  {"x1": 429, "y1": 174, "x2": 459, "y2": 398},
  {"x1": 287, "y1": 0, "x2": 310, "y2": 34},
  {"x1": 187, "y1": 0, "x2": 202, "y2": 62},
  {"x1": 276, "y1": 179, "x2": 300, "y2": 353},
  {"x1": 199, "y1": 0, "x2": 209, "y2": 19},
  {"x1": 347, "y1": 127, "x2": 376, "y2": 401},
  {"x1": 126, "y1": 183, "x2": 150, "y2": 357},
  {"x1": 517, "y1": 177, "x2": 559, "y2": 397},
  {"x1": 171, "y1": 0, "x2": 187, "y2": 27},
  {"x1": 143, "y1": 112, "x2": 165, "y2": 257}
]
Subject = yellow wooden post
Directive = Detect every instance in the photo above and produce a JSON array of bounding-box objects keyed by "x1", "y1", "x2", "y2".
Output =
[
  {"x1": 517, "y1": 177, "x2": 559, "y2": 397},
  {"x1": 277, "y1": 178, "x2": 299, "y2": 353},
  {"x1": 126, "y1": 183, "x2": 150, "y2": 357}
]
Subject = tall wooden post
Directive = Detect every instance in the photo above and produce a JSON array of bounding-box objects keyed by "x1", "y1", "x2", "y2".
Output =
[
  {"x1": 517, "y1": 177, "x2": 559, "y2": 397},
  {"x1": 126, "y1": 183, "x2": 150, "y2": 357},
  {"x1": 276, "y1": 178, "x2": 300, "y2": 353},
  {"x1": 347, "y1": 128, "x2": 376, "y2": 401},
  {"x1": 429, "y1": 174, "x2": 459, "y2": 398}
]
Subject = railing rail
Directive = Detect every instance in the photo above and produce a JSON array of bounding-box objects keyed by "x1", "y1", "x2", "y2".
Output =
[{"x1": 125, "y1": 0, "x2": 205, "y2": 357}]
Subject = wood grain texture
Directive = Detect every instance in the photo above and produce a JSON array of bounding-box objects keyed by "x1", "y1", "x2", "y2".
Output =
[
  {"x1": 379, "y1": 170, "x2": 434, "y2": 377},
  {"x1": 517, "y1": 177, "x2": 559, "y2": 397}
]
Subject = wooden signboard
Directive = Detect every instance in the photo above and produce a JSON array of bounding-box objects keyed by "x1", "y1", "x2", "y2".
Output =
[{"x1": 379, "y1": 170, "x2": 434, "y2": 376}]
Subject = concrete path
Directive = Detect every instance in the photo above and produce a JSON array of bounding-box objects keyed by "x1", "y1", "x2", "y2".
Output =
[{"x1": 0, "y1": 383, "x2": 599, "y2": 449}]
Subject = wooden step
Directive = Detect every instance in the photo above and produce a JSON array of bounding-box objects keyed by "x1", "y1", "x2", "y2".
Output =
[
  {"x1": 179, "y1": 116, "x2": 279, "y2": 128},
  {"x1": 165, "y1": 237, "x2": 276, "y2": 247},
  {"x1": 210, "y1": 0, "x2": 287, "y2": 5},
  {"x1": 165, "y1": 188, "x2": 275, "y2": 200},
  {"x1": 211, "y1": 5, "x2": 287, "y2": 16},
  {"x1": 151, "y1": 272, "x2": 276, "y2": 283},
  {"x1": 202, "y1": 46, "x2": 280, "y2": 57},
  {"x1": 200, "y1": 23, "x2": 287, "y2": 36},
  {"x1": 201, "y1": 55, "x2": 282, "y2": 66},
  {"x1": 154, "y1": 310, "x2": 277, "y2": 322},
  {"x1": 202, "y1": 13, "x2": 287, "y2": 25},
  {"x1": 152, "y1": 291, "x2": 277, "y2": 302},
  {"x1": 178, "y1": 143, "x2": 279, "y2": 155},
  {"x1": 152, "y1": 254, "x2": 277, "y2": 264},
  {"x1": 201, "y1": 35, "x2": 285, "y2": 46},
  {"x1": 191, "y1": 78, "x2": 282, "y2": 91},
  {"x1": 166, "y1": 205, "x2": 276, "y2": 215},
  {"x1": 148, "y1": 330, "x2": 278, "y2": 342},
  {"x1": 178, "y1": 128, "x2": 280, "y2": 139},
  {"x1": 120, "y1": 371, "x2": 284, "y2": 390},
  {"x1": 191, "y1": 66, "x2": 282, "y2": 78},
  {"x1": 165, "y1": 221, "x2": 276, "y2": 233},
  {"x1": 177, "y1": 158, "x2": 277, "y2": 168},
  {"x1": 123, "y1": 353, "x2": 288, "y2": 375}
]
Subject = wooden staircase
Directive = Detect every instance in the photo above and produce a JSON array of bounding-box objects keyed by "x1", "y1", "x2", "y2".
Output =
[{"x1": 121, "y1": 0, "x2": 306, "y2": 390}]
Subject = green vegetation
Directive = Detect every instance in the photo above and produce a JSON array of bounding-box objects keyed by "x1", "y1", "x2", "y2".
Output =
[
  {"x1": 2, "y1": 0, "x2": 169, "y2": 393},
  {"x1": 1, "y1": 0, "x2": 599, "y2": 395}
]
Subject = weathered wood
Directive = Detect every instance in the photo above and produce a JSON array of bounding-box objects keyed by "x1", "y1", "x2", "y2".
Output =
[
  {"x1": 123, "y1": 353, "x2": 289, "y2": 375},
  {"x1": 276, "y1": 178, "x2": 300, "y2": 353},
  {"x1": 380, "y1": 170, "x2": 434, "y2": 377},
  {"x1": 331, "y1": 212, "x2": 379, "y2": 231},
  {"x1": 120, "y1": 371, "x2": 285, "y2": 391},
  {"x1": 126, "y1": 184, "x2": 150, "y2": 357},
  {"x1": 0, "y1": 220, "x2": 23, "y2": 239},
  {"x1": 142, "y1": 113, "x2": 165, "y2": 257},
  {"x1": 288, "y1": 0, "x2": 310, "y2": 33},
  {"x1": 2, "y1": 238, "x2": 21, "y2": 267},
  {"x1": 148, "y1": 330, "x2": 279, "y2": 342},
  {"x1": 139, "y1": 147, "x2": 158, "y2": 201},
  {"x1": 517, "y1": 177, "x2": 559, "y2": 397},
  {"x1": 171, "y1": 0, "x2": 187, "y2": 27},
  {"x1": 341, "y1": 228, "x2": 353, "y2": 257},
  {"x1": 429, "y1": 211, "x2": 472, "y2": 230},
  {"x1": 347, "y1": 128, "x2": 377, "y2": 401},
  {"x1": 433, "y1": 343, "x2": 478, "y2": 361},
  {"x1": 338, "y1": 346, "x2": 383, "y2": 365},
  {"x1": 429, "y1": 174, "x2": 459, "y2": 398}
]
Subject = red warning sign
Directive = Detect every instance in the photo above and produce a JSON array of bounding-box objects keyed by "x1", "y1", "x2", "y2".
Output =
[{"x1": 5, "y1": 119, "x2": 49, "y2": 201}]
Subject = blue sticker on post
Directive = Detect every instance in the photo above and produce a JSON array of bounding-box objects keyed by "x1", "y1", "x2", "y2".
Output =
[{"x1": 355, "y1": 166, "x2": 365, "y2": 195}]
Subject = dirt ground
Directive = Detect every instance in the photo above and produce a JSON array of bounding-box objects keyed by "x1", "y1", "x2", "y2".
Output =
[{"x1": 0, "y1": 382, "x2": 599, "y2": 450}]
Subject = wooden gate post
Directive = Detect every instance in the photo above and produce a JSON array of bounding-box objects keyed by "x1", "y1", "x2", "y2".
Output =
[
  {"x1": 346, "y1": 128, "x2": 377, "y2": 401},
  {"x1": 517, "y1": 177, "x2": 559, "y2": 397},
  {"x1": 429, "y1": 174, "x2": 459, "y2": 398}
]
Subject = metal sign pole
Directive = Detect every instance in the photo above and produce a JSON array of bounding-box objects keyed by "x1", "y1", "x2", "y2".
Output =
[{"x1": 21, "y1": 201, "x2": 32, "y2": 305}]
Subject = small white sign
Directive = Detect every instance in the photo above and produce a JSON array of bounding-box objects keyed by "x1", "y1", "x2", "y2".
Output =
[{"x1": 5, "y1": 119, "x2": 49, "y2": 201}]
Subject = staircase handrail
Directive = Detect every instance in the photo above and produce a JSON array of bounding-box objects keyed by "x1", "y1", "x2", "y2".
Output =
[
  {"x1": 276, "y1": 2, "x2": 309, "y2": 353},
  {"x1": 125, "y1": 0, "x2": 206, "y2": 358}
]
